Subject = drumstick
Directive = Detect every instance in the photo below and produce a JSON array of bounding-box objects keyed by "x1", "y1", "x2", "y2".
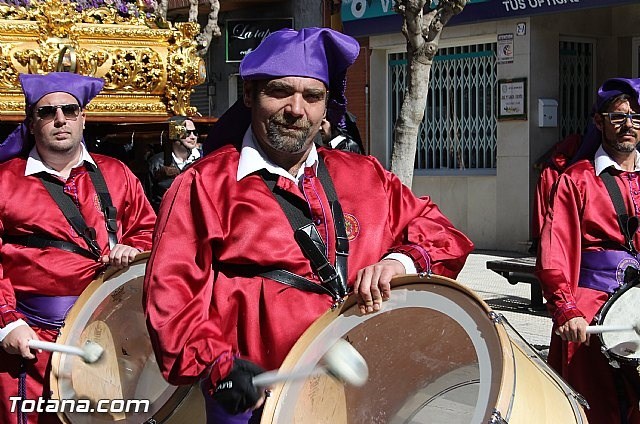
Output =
[
  {"x1": 253, "y1": 339, "x2": 368, "y2": 388},
  {"x1": 586, "y1": 323, "x2": 640, "y2": 335},
  {"x1": 28, "y1": 339, "x2": 104, "y2": 364}
]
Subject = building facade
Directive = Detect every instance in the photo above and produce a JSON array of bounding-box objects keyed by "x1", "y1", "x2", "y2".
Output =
[{"x1": 343, "y1": 0, "x2": 640, "y2": 251}]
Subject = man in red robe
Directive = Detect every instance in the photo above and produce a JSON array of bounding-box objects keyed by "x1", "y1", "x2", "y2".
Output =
[
  {"x1": 0, "y1": 72, "x2": 156, "y2": 424},
  {"x1": 536, "y1": 77, "x2": 640, "y2": 423},
  {"x1": 144, "y1": 27, "x2": 474, "y2": 423}
]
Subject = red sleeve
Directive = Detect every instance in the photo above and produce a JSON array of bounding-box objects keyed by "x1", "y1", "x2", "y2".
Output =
[
  {"x1": 377, "y1": 162, "x2": 474, "y2": 278},
  {"x1": 535, "y1": 173, "x2": 585, "y2": 326},
  {"x1": 0, "y1": 222, "x2": 25, "y2": 328},
  {"x1": 532, "y1": 166, "x2": 560, "y2": 241},
  {"x1": 143, "y1": 168, "x2": 233, "y2": 386}
]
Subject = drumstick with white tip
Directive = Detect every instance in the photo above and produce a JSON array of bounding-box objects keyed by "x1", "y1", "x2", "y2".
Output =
[
  {"x1": 586, "y1": 323, "x2": 640, "y2": 335},
  {"x1": 28, "y1": 340, "x2": 104, "y2": 364},
  {"x1": 252, "y1": 339, "x2": 368, "y2": 388}
]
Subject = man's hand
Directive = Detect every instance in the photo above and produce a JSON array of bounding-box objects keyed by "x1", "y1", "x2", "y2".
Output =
[
  {"x1": 555, "y1": 316, "x2": 589, "y2": 343},
  {"x1": 100, "y1": 244, "x2": 140, "y2": 269},
  {"x1": 353, "y1": 259, "x2": 405, "y2": 314},
  {"x1": 212, "y1": 358, "x2": 266, "y2": 415},
  {"x1": 1, "y1": 325, "x2": 39, "y2": 359}
]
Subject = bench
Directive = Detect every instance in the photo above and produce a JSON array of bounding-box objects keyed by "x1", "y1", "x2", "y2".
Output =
[{"x1": 485, "y1": 256, "x2": 545, "y2": 309}]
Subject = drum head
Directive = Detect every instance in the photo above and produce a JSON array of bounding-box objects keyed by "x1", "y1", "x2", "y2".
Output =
[
  {"x1": 599, "y1": 284, "x2": 640, "y2": 362},
  {"x1": 261, "y1": 274, "x2": 510, "y2": 424},
  {"x1": 50, "y1": 254, "x2": 202, "y2": 423}
]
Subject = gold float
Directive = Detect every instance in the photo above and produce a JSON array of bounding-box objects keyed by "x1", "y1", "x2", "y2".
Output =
[{"x1": 0, "y1": 0, "x2": 206, "y2": 121}]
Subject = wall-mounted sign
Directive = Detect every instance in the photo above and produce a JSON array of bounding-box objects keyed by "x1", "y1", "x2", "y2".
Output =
[
  {"x1": 226, "y1": 18, "x2": 294, "y2": 63},
  {"x1": 498, "y1": 78, "x2": 527, "y2": 120},
  {"x1": 497, "y1": 33, "x2": 514, "y2": 64}
]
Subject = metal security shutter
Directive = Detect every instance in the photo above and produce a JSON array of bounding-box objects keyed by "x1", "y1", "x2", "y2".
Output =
[
  {"x1": 389, "y1": 42, "x2": 497, "y2": 173},
  {"x1": 559, "y1": 39, "x2": 594, "y2": 139},
  {"x1": 191, "y1": 83, "x2": 211, "y2": 116}
]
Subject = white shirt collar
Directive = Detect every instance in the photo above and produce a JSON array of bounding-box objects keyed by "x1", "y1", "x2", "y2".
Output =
[
  {"x1": 236, "y1": 127, "x2": 318, "y2": 183},
  {"x1": 594, "y1": 145, "x2": 640, "y2": 176},
  {"x1": 25, "y1": 143, "x2": 96, "y2": 178},
  {"x1": 173, "y1": 148, "x2": 201, "y2": 170}
]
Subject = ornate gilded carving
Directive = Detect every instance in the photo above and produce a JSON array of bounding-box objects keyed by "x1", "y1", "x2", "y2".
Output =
[
  {"x1": 165, "y1": 21, "x2": 206, "y2": 116},
  {"x1": 0, "y1": 42, "x2": 19, "y2": 88},
  {"x1": 103, "y1": 48, "x2": 162, "y2": 92},
  {"x1": 0, "y1": 0, "x2": 205, "y2": 118}
]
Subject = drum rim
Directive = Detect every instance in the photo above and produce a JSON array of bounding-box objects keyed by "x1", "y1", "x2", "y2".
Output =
[
  {"x1": 50, "y1": 252, "x2": 194, "y2": 423},
  {"x1": 595, "y1": 281, "x2": 640, "y2": 364},
  {"x1": 260, "y1": 273, "x2": 518, "y2": 423}
]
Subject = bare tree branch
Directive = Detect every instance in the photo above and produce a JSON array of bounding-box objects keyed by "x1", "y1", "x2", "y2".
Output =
[
  {"x1": 195, "y1": 0, "x2": 221, "y2": 57},
  {"x1": 391, "y1": 0, "x2": 468, "y2": 186}
]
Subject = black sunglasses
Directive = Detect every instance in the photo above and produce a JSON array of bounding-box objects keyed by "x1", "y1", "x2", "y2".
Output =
[
  {"x1": 35, "y1": 104, "x2": 81, "y2": 121},
  {"x1": 184, "y1": 129, "x2": 199, "y2": 137}
]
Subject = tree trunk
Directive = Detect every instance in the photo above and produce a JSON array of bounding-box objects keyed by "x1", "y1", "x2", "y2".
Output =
[{"x1": 391, "y1": 0, "x2": 467, "y2": 187}]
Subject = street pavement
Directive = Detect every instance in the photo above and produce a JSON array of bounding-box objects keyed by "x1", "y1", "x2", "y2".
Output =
[{"x1": 454, "y1": 250, "x2": 552, "y2": 356}]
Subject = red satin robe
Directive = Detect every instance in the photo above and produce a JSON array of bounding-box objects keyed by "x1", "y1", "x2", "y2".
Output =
[
  {"x1": 536, "y1": 159, "x2": 640, "y2": 424},
  {"x1": 144, "y1": 146, "x2": 474, "y2": 388},
  {"x1": 0, "y1": 154, "x2": 156, "y2": 424}
]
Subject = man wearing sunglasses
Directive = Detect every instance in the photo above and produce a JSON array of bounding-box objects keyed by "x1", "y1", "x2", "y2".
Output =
[
  {"x1": 147, "y1": 116, "x2": 201, "y2": 211},
  {"x1": 536, "y1": 78, "x2": 640, "y2": 424},
  {"x1": 0, "y1": 72, "x2": 156, "y2": 424}
]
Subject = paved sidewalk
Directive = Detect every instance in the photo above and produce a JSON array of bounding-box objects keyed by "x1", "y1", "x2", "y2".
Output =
[{"x1": 455, "y1": 250, "x2": 552, "y2": 354}]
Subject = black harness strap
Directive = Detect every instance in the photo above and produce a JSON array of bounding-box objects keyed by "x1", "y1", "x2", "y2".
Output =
[
  {"x1": 85, "y1": 162, "x2": 118, "y2": 250},
  {"x1": 39, "y1": 173, "x2": 102, "y2": 257},
  {"x1": 601, "y1": 169, "x2": 638, "y2": 254},
  {"x1": 259, "y1": 154, "x2": 349, "y2": 300},
  {"x1": 3, "y1": 234, "x2": 99, "y2": 260},
  {"x1": 11, "y1": 160, "x2": 120, "y2": 259},
  {"x1": 260, "y1": 269, "x2": 336, "y2": 298}
]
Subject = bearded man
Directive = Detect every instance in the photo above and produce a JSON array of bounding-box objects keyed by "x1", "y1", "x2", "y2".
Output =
[
  {"x1": 536, "y1": 78, "x2": 640, "y2": 424},
  {"x1": 144, "y1": 27, "x2": 473, "y2": 424}
]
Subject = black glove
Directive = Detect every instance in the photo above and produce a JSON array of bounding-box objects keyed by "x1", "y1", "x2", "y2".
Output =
[{"x1": 212, "y1": 358, "x2": 265, "y2": 415}]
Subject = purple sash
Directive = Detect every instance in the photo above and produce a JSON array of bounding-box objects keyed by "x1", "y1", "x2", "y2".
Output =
[
  {"x1": 16, "y1": 294, "x2": 78, "y2": 329},
  {"x1": 578, "y1": 250, "x2": 640, "y2": 294}
]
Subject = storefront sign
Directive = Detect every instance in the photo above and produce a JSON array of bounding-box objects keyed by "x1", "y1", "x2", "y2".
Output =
[
  {"x1": 342, "y1": 0, "x2": 637, "y2": 35},
  {"x1": 342, "y1": 0, "x2": 488, "y2": 22},
  {"x1": 226, "y1": 18, "x2": 294, "y2": 63}
]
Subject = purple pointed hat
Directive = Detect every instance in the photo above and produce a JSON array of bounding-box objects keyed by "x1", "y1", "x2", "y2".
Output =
[
  {"x1": 571, "y1": 77, "x2": 640, "y2": 163},
  {"x1": 240, "y1": 27, "x2": 360, "y2": 130},
  {"x1": 0, "y1": 72, "x2": 104, "y2": 163}
]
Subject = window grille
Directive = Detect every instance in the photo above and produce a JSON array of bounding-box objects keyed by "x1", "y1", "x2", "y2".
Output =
[
  {"x1": 559, "y1": 40, "x2": 593, "y2": 139},
  {"x1": 389, "y1": 43, "x2": 497, "y2": 173}
]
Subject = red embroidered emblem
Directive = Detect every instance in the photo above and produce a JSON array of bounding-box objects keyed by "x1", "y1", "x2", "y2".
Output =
[{"x1": 343, "y1": 213, "x2": 360, "y2": 241}]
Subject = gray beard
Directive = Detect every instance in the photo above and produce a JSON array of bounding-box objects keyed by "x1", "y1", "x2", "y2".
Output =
[{"x1": 266, "y1": 120, "x2": 312, "y2": 153}]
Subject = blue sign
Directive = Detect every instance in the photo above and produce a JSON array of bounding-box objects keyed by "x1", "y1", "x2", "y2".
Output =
[
  {"x1": 341, "y1": 0, "x2": 488, "y2": 22},
  {"x1": 342, "y1": 0, "x2": 638, "y2": 36}
]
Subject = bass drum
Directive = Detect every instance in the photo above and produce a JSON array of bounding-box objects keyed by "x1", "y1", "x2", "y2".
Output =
[
  {"x1": 50, "y1": 253, "x2": 205, "y2": 424},
  {"x1": 261, "y1": 274, "x2": 588, "y2": 424}
]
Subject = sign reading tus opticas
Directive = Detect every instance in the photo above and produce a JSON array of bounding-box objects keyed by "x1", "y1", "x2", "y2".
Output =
[{"x1": 225, "y1": 18, "x2": 294, "y2": 63}]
